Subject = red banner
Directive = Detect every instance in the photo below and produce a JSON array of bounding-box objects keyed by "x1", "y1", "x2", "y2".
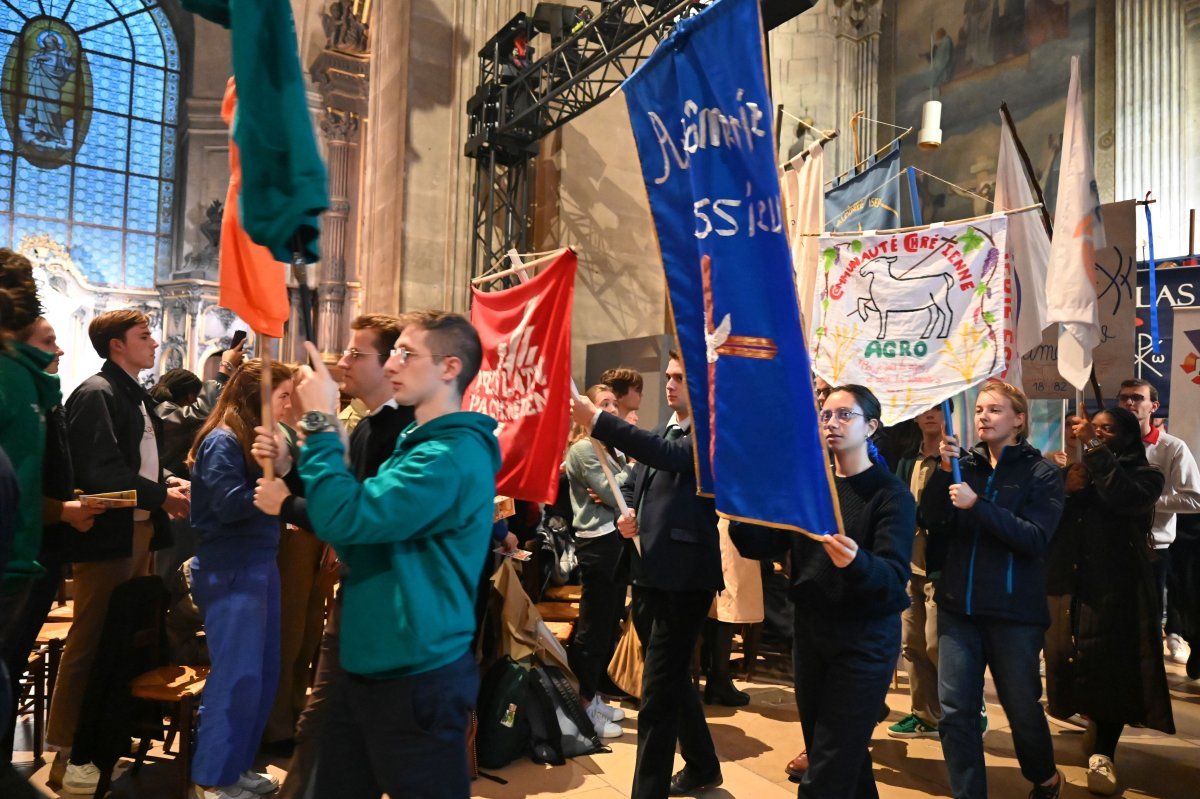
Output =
[{"x1": 465, "y1": 250, "x2": 577, "y2": 503}]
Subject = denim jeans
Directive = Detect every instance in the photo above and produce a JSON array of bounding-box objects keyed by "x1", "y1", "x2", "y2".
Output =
[{"x1": 937, "y1": 609, "x2": 1056, "y2": 798}]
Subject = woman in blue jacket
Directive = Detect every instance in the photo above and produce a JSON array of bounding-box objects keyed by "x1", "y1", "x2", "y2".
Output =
[
  {"x1": 186, "y1": 359, "x2": 294, "y2": 799},
  {"x1": 920, "y1": 380, "x2": 1065, "y2": 799}
]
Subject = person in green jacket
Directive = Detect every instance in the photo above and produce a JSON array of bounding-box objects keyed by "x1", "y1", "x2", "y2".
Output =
[
  {"x1": 0, "y1": 250, "x2": 60, "y2": 626},
  {"x1": 287, "y1": 310, "x2": 499, "y2": 799}
]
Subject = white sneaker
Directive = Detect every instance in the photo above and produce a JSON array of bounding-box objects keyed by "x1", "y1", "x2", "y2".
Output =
[
  {"x1": 62, "y1": 762, "x2": 103, "y2": 794},
  {"x1": 193, "y1": 785, "x2": 256, "y2": 799},
  {"x1": 1166, "y1": 633, "x2": 1190, "y2": 664},
  {"x1": 1087, "y1": 754, "x2": 1118, "y2": 795},
  {"x1": 585, "y1": 701, "x2": 623, "y2": 738},
  {"x1": 593, "y1": 699, "x2": 626, "y2": 722},
  {"x1": 237, "y1": 770, "x2": 280, "y2": 794}
]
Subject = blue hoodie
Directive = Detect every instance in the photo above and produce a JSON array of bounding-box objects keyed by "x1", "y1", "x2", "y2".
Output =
[
  {"x1": 919, "y1": 439, "x2": 1064, "y2": 627},
  {"x1": 299, "y1": 411, "x2": 500, "y2": 677}
]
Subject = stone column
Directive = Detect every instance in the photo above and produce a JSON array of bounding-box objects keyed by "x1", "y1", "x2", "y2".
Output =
[
  {"x1": 316, "y1": 111, "x2": 359, "y2": 355},
  {"x1": 1114, "y1": 0, "x2": 1187, "y2": 253}
]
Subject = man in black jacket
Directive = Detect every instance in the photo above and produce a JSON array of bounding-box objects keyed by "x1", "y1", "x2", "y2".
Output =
[
  {"x1": 47, "y1": 310, "x2": 189, "y2": 793},
  {"x1": 572, "y1": 351, "x2": 723, "y2": 798}
]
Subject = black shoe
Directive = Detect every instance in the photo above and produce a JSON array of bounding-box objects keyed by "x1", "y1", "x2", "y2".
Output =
[
  {"x1": 1188, "y1": 646, "x2": 1200, "y2": 680},
  {"x1": 1028, "y1": 771, "x2": 1063, "y2": 799},
  {"x1": 704, "y1": 678, "x2": 750, "y2": 707},
  {"x1": 670, "y1": 766, "x2": 723, "y2": 795}
]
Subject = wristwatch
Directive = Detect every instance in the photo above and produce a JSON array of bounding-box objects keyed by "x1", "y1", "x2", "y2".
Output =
[
  {"x1": 1083, "y1": 437, "x2": 1104, "y2": 453},
  {"x1": 299, "y1": 410, "x2": 338, "y2": 434}
]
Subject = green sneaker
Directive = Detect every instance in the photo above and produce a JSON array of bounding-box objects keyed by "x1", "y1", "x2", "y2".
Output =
[
  {"x1": 887, "y1": 713, "x2": 940, "y2": 739},
  {"x1": 980, "y1": 703, "x2": 989, "y2": 733}
]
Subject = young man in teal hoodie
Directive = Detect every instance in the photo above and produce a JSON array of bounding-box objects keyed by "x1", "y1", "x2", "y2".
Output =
[{"x1": 292, "y1": 310, "x2": 499, "y2": 799}]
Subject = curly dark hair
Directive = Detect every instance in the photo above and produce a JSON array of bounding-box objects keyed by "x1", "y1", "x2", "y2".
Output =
[{"x1": 0, "y1": 249, "x2": 42, "y2": 334}]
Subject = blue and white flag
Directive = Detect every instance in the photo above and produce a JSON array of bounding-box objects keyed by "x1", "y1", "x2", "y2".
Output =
[
  {"x1": 825, "y1": 145, "x2": 902, "y2": 233},
  {"x1": 623, "y1": 0, "x2": 839, "y2": 537}
]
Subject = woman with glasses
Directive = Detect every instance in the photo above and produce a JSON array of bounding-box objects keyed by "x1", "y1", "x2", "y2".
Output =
[
  {"x1": 920, "y1": 380, "x2": 1065, "y2": 799},
  {"x1": 733, "y1": 384, "x2": 915, "y2": 798},
  {"x1": 1045, "y1": 407, "x2": 1172, "y2": 795}
]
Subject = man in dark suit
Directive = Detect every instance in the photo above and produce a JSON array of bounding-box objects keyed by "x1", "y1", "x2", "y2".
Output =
[{"x1": 572, "y1": 350, "x2": 723, "y2": 797}]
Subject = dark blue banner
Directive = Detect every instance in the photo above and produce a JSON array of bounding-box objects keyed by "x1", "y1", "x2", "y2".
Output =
[
  {"x1": 622, "y1": 0, "x2": 839, "y2": 536},
  {"x1": 1135, "y1": 259, "x2": 1200, "y2": 416},
  {"x1": 824, "y1": 145, "x2": 902, "y2": 233}
]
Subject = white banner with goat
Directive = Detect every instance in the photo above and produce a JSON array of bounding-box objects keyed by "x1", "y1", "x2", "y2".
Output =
[{"x1": 811, "y1": 215, "x2": 1012, "y2": 425}]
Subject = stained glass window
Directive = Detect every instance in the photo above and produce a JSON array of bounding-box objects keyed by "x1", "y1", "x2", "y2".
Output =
[{"x1": 0, "y1": 1, "x2": 179, "y2": 288}]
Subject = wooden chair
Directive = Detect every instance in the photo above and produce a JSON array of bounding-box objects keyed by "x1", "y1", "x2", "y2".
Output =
[
  {"x1": 36, "y1": 620, "x2": 71, "y2": 704},
  {"x1": 128, "y1": 665, "x2": 209, "y2": 799},
  {"x1": 14, "y1": 649, "x2": 46, "y2": 762}
]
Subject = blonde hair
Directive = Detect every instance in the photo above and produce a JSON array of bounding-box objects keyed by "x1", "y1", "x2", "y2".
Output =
[
  {"x1": 567, "y1": 384, "x2": 616, "y2": 452},
  {"x1": 977, "y1": 379, "x2": 1029, "y2": 441}
]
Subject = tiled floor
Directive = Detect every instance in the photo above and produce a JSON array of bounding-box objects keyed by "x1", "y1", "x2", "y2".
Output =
[{"x1": 18, "y1": 655, "x2": 1200, "y2": 798}]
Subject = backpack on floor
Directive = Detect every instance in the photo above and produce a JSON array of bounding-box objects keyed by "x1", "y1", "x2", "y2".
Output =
[
  {"x1": 476, "y1": 657, "x2": 534, "y2": 769},
  {"x1": 529, "y1": 664, "x2": 605, "y2": 759}
]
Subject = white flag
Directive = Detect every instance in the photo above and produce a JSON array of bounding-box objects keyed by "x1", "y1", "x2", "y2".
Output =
[
  {"x1": 994, "y1": 112, "x2": 1051, "y2": 388},
  {"x1": 1046, "y1": 55, "x2": 1105, "y2": 392},
  {"x1": 782, "y1": 142, "x2": 825, "y2": 340}
]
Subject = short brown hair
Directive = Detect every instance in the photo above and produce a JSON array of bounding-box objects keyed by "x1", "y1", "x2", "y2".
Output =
[
  {"x1": 667, "y1": 349, "x2": 681, "y2": 363},
  {"x1": 0, "y1": 249, "x2": 42, "y2": 334},
  {"x1": 89, "y1": 309, "x2": 150, "y2": 359},
  {"x1": 977, "y1": 379, "x2": 1030, "y2": 441},
  {"x1": 1120, "y1": 378, "x2": 1158, "y2": 404},
  {"x1": 599, "y1": 367, "x2": 643, "y2": 398},
  {"x1": 406, "y1": 310, "x2": 482, "y2": 395},
  {"x1": 350, "y1": 313, "x2": 405, "y2": 361}
]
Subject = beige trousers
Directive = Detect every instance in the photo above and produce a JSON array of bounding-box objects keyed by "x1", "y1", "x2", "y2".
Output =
[
  {"x1": 46, "y1": 520, "x2": 153, "y2": 748},
  {"x1": 901, "y1": 572, "x2": 941, "y2": 726},
  {"x1": 263, "y1": 527, "x2": 335, "y2": 744}
]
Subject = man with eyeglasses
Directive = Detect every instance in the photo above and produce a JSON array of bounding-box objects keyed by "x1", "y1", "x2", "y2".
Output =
[
  {"x1": 252, "y1": 314, "x2": 415, "y2": 796},
  {"x1": 1117, "y1": 378, "x2": 1200, "y2": 669},
  {"x1": 284, "y1": 310, "x2": 498, "y2": 799}
]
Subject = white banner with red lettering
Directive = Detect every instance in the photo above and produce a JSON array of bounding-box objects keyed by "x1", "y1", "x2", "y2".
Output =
[
  {"x1": 811, "y1": 216, "x2": 1012, "y2": 425},
  {"x1": 465, "y1": 250, "x2": 577, "y2": 503}
]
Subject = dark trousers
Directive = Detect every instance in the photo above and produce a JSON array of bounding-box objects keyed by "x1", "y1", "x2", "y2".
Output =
[
  {"x1": 630, "y1": 585, "x2": 718, "y2": 799},
  {"x1": 938, "y1": 609, "x2": 1056, "y2": 798},
  {"x1": 3, "y1": 549, "x2": 63, "y2": 759},
  {"x1": 793, "y1": 611, "x2": 899, "y2": 799},
  {"x1": 569, "y1": 533, "x2": 627, "y2": 700},
  {"x1": 312, "y1": 652, "x2": 477, "y2": 799}
]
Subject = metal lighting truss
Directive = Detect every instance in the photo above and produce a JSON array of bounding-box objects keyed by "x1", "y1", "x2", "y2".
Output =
[{"x1": 466, "y1": 0, "x2": 711, "y2": 281}]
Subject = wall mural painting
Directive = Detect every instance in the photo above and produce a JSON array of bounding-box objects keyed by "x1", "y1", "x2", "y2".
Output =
[{"x1": 894, "y1": 0, "x2": 1096, "y2": 224}]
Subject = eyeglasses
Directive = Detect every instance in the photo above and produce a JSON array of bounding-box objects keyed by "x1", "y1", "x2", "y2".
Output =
[
  {"x1": 341, "y1": 348, "x2": 384, "y2": 361},
  {"x1": 818, "y1": 409, "x2": 864, "y2": 424},
  {"x1": 1117, "y1": 393, "x2": 1147, "y2": 404},
  {"x1": 389, "y1": 346, "x2": 436, "y2": 364}
]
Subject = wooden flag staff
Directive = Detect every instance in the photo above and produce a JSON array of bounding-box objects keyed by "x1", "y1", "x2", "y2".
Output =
[
  {"x1": 570, "y1": 378, "x2": 641, "y2": 555},
  {"x1": 259, "y1": 337, "x2": 276, "y2": 480}
]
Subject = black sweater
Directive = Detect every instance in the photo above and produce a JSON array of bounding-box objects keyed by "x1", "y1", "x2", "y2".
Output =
[
  {"x1": 731, "y1": 464, "x2": 914, "y2": 619},
  {"x1": 279, "y1": 403, "x2": 414, "y2": 528}
]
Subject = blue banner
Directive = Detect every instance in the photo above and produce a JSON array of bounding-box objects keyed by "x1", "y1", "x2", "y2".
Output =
[
  {"x1": 825, "y1": 145, "x2": 902, "y2": 233},
  {"x1": 623, "y1": 0, "x2": 839, "y2": 537},
  {"x1": 1135, "y1": 260, "x2": 1200, "y2": 416}
]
